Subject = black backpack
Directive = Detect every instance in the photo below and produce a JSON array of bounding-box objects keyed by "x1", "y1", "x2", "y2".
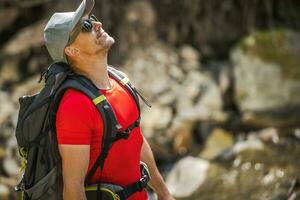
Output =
[{"x1": 15, "y1": 62, "x2": 151, "y2": 200}]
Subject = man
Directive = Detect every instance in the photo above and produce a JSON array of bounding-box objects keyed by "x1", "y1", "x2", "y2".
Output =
[{"x1": 44, "y1": 0, "x2": 174, "y2": 199}]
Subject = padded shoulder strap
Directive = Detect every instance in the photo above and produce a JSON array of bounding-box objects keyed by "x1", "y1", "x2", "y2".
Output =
[
  {"x1": 50, "y1": 74, "x2": 121, "y2": 185},
  {"x1": 108, "y1": 66, "x2": 152, "y2": 108}
]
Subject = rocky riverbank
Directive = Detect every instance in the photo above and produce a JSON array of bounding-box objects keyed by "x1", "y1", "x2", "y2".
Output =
[{"x1": 0, "y1": 0, "x2": 300, "y2": 199}]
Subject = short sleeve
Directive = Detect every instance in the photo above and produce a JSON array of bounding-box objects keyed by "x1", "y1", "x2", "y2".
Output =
[{"x1": 56, "y1": 89, "x2": 96, "y2": 145}]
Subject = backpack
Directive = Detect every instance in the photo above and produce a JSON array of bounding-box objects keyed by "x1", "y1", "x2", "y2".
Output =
[{"x1": 15, "y1": 62, "x2": 151, "y2": 200}]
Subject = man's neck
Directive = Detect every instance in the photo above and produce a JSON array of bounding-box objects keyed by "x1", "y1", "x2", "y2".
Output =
[{"x1": 75, "y1": 53, "x2": 111, "y2": 90}]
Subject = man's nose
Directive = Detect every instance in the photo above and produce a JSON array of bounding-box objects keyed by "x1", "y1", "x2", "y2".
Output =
[{"x1": 93, "y1": 21, "x2": 102, "y2": 32}]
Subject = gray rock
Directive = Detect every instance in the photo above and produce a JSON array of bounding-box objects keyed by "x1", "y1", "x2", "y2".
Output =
[
  {"x1": 176, "y1": 70, "x2": 226, "y2": 122},
  {"x1": 166, "y1": 156, "x2": 210, "y2": 198},
  {"x1": 3, "y1": 156, "x2": 20, "y2": 178},
  {"x1": 12, "y1": 74, "x2": 43, "y2": 102},
  {"x1": 179, "y1": 45, "x2": 201, "y2": 71},
  {"x1": 0, "y1": 91, "x2": 15, "y2": 126},
  {"x1": 232, "y1": 136, "x2": 264, "y2": 154},
  {"x1": 255, "y1": 127, "x2": 279, "y2": 144},
  {"x1": 142, "y1": 104, "x2": 173, "y2": 138},
  {"x1": 0, "y1": 59, "x2": 20, "y2": 86},
  {"x1": 0, "y1": 184, "x2": 9, "y2": 200},
  {"x1": 232, "y1": 30, "x2": 300, "y2": 127}
]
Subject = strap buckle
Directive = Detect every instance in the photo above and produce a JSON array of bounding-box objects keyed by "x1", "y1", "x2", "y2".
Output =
[
  {"x1": 118, "y1": 129, "x2": 130, "y2": 138},
  {"x1": 137, "y1": 176, "x2": 149, "y2": 191}
]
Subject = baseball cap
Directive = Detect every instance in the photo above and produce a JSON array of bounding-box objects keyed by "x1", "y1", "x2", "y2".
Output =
[{"x1": 44, "y1": 0, "x2": 95, "y2": 63}]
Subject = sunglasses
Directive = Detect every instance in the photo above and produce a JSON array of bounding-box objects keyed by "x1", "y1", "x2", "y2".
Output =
[
  {"x1": 82, "y1": 14, "x2": 99, "y2": 32},
  {"x1": 68, "y1": 14, "x2": 99, "y2": 44}
]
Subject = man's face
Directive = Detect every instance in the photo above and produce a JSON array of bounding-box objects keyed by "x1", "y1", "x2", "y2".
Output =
[{"x1": 67, "y1": 14, "x2": 115, "y2": 57}]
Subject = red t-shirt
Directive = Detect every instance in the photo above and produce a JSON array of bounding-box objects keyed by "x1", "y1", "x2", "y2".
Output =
[{"x1": 56, "y1": 76, "x2": 148, "y2": 200}]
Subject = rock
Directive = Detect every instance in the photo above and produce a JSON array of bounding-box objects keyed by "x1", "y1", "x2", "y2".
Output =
[
  {"x1": 0, "y1": 91, "x2": 15, "y2": 126},
  {"x1": 166, "y1": 156, "x2": 210, "y2": 198},
  {"x1": 256, "y1": 128, "x2": 279, "y2": 144},
  {"x1": 294, "y1": 128, "x2": 300, "y2": 139},
  {"x1": 6, "y1": 136, "x2": 18, "y2": 157},
  {"x1": 3, "y1": 156, "x2": 19, "y2": 177},
  {"x1": 12, "y1": 74, "x2": 43, "y2": 102},
  {"x1": 199, "y1": 128, "x2": 234, "y2": 160},
  {"x1": 232, "y1": 29, "x2": 300, "y2": 127},
  {"x1": 0, "y1": 147, "x2": 6, "y2": 160},
  {"x1": 179, "y1": 45, "x2": 201, "y2": 71},
  {"x1": 2, "y1": 19, "x2": 47, "y2": 55},
  {"x1": 169, "y1": 118, "x2": 195, "y2": 155},
  {"x1": 0, "y1": 59, "x2": 20, "y2": 86},
  {"x1": 232, "y1": 135, "x2": 264, "y2": 154},
  {"x1": 0, "y1": 176, "x2": 18, "y2": 187},
  {"x1": 176, "y1": 70, "x2": 226, "y2": 122},
  {"x1": 0, "y1": 184, "x2": 9, "y2": 200},
  {"x1": 3, "y1": 137, "x2": 20, "y2": 178},
  {"x1": 141, "y1": 104, "x2": 173, "y2": 138},
  {"x1": 123, "y1": 42, "x2": 181, "y2": 100}
]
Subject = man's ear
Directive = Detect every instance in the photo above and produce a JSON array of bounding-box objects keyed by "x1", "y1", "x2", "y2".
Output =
[{"x1": 64, "y1": 46, "x2": 79, "y2": 58}]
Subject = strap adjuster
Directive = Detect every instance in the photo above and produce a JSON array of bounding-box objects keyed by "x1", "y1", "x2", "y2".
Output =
[
  {"x1": 93, "y1": 95, "x2": 106, "y2": 105},
  {"x1": 138, "y1": 176, "x2": 149, "y2": 191},
  {"x1": 120, "y1": 77, "x2": 129, "y2": 85}
]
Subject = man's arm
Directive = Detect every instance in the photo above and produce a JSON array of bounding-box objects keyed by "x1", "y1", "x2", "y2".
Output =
[
  {"x1": 59, "y1": 144, "x2": 90, "y2": 200},
  {"x1": 141, "y1": 136, "x2": 175, "y2": 200}
]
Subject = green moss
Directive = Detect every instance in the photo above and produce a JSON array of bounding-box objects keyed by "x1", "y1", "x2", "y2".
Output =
[{"x1": 239, "y1": 29, "x2": 300, "y2": 80}]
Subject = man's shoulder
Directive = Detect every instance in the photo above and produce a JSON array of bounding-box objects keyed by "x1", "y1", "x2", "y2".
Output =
[{"x1": 58, "y1": 88, "x2": 95, "y2": 111}]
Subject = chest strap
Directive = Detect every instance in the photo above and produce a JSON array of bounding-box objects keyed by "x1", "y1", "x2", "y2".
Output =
[{"x1": 114, "y1": 119, "x2": 140, "y2": 141}]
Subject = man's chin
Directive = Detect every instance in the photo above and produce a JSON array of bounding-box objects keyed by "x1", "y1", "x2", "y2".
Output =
[
  {"x1": 105, "y1": 37, "x2": 115, "y2": 48},
  {"x1": 95, "y1": 39, "x2": 114, "y2": 53},
  {"x1": 107, "y1": 37, "x2": 115, "y2": 45}
]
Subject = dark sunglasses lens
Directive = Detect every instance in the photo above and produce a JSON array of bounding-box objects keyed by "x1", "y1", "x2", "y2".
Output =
[
  {"x1": 90, "y1": 14, "x2": 99, "y2": 22},
  {"x1": 82, "y1": 20, "x2": 93, "y2": 32}
]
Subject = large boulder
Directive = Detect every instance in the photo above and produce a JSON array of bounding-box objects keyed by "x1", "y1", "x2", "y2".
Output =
[{"x1": 232, "y1": 30, "x2": 300, "y2": 127}]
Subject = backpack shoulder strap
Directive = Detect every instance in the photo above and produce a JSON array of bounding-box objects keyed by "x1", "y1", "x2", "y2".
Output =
[
  {"x1": 50, "y1": 74, "x2": 121, "y2": 185},
  {"x1": 108, "y1": 66, "x2": 152, "y2": 108},
  {"x1": 107, "y1": 67, "x2": 152, "y2": 141}
]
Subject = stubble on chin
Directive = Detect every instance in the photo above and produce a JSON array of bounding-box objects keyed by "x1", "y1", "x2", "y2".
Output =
[
  {"x1": 95, "y1": 36, "x2": 115, "y2": 54},
  {"x1": 104, "y1": 36, "x2": 115, "y2": 49}
]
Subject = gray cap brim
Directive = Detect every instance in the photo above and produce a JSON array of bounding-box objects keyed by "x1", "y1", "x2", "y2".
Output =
[
  {"x1": 70, "y1": 0, "x2": 95, "y2": 31},
  {"x1": 44, "y1": 0, "x2": 95, "y2": 63}
]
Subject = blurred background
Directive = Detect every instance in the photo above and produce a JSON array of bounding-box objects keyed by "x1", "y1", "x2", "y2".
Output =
[{"x1": 0, "y1": 0, "x2": 300, "y2": 199}]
